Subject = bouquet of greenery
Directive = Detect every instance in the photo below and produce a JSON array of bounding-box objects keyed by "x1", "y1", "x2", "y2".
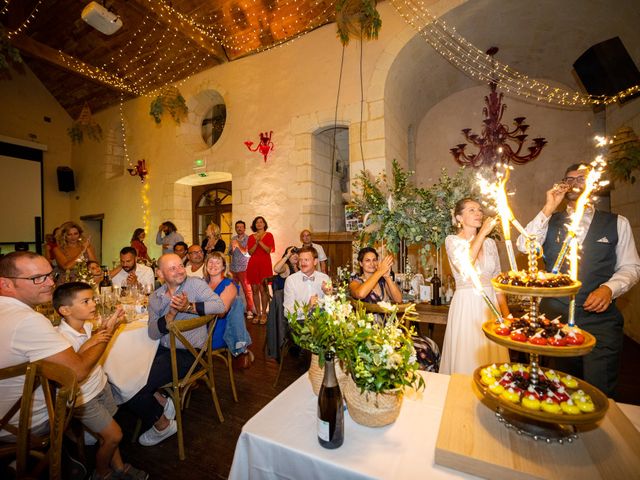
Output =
[
  {"x1": 288, "y1": 287, "x2": 424, "y2": 394},
  {"x1": 286, "y1": 287, "x2": 358, "y2": 367},
  {"x1": 341, "y1": 302, "x2": 424, "y2": 394}
]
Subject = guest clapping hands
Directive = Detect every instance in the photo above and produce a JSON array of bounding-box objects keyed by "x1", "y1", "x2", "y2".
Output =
[{"x1": 349, "y1": 247, "x2": 403, "y2": 304}]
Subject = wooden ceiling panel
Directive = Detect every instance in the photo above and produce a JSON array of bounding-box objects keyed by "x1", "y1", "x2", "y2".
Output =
[{"x1": 3, "y1": 0, "x2": 336, "y2": 115}]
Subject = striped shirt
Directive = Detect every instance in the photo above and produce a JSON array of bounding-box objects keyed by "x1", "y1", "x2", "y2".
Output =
[{"x1": 148, "y1": 277, "x2": 225, "y2": 349}]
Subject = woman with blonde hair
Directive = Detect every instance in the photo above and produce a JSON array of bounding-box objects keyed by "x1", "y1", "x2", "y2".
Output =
[
  {"x1": 202, "y1": 223, "x2": 226, "y2": 254},
  {"x1": 52, "y1": 221, "x2": 97, "y2": 272},
  {"x1": 192, "y1": 252, "x2": 253, "y2": 364}
]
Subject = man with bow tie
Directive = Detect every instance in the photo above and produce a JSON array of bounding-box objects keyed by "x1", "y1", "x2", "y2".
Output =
[
  {"x1": 517, "y1": 163, "x2": 640, "y2": 396},
  {"x1": 283, "y1": 246, "x2": 331, "y2": 318}
]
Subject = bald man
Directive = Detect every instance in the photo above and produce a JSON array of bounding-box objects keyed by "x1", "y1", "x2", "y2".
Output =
[{"x1": 300, "y1": 229, "x2": 327, "y2": 273}]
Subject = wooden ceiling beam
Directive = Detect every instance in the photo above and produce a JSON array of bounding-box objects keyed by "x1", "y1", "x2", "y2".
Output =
[
  {"x1": 11, "y1": 35, "x2": 137, "y2": 95},
  {"x1": 130, "y1": 0, "x2": 228, "y2": 63}
]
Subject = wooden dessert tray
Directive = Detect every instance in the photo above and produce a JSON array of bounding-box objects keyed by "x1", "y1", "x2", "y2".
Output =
[
  {"x1": 473, "y1": 364, "x2": 608, "y2": 426},
  {"x1": 482, "y1": 321, "x2": 596, "y2": 357},
  {"x1": 492, "y1": 279, "x2": 582, "y2": 298},
  {"x1": 435, "y1": 374, "x2": 640, "y2": 479}
]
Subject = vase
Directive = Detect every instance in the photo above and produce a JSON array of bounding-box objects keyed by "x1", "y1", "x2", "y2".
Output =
[
  {"x1": 308, "y1": 354, "x2": 348, "y2": 396},
  {"x1": 342, "y1": 375, "x2": 403, "y2": 427}
]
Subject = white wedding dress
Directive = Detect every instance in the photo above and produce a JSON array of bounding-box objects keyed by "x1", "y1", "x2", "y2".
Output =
[{"x1": 439, "y1": 235, "x2": 509, "y2": 375}]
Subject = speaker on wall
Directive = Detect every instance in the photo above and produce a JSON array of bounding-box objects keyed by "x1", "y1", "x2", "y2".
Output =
[
  {"x1": 56, "y1": 166, "x2": 75, "y2": 192},
  {"x1": 573, "y1": 37, "x2": 640, "y2": 102}
]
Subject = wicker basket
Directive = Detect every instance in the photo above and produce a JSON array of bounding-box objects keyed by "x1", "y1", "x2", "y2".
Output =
[
  {"x1": 343, "y1": 374, "x2": 403, "y2": 427},
  {"x1": 308, "y1": 354, "x2": 349, "y2": 396},
  {"x1": 308, "y1": 354, "x2": 324, "y2": 395}
]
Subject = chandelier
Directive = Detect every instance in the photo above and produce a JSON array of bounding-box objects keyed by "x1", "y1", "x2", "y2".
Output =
[{"x1": 450, "y1": 81, "x2": 547, "y2": 169}]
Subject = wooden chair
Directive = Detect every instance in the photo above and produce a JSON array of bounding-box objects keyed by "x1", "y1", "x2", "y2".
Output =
[
  {"x1": 160, "y1": 314, "x2": 226, "y2": 460},
  {"x1": 0, "y1": 361, "x2": 78, "y2": 480}
]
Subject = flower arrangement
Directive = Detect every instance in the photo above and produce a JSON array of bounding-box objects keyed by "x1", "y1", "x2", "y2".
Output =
[
  {"x1": 287, "y1": 288, "x2": 355, "y2": 367},
  {"x1": 287, "y1": 288, "x2": 424, "y2": 394},
  {"x1": 351, "y1": 160, "x2": 478, "y2": 260},
  {"x1": 341, "y1": 302, "x2": 424, "y2": 394}
]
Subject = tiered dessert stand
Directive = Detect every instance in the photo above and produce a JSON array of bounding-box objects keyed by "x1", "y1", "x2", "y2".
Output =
[{"x1": 474, "y1": 240, "x2": 608, "y2": 443}]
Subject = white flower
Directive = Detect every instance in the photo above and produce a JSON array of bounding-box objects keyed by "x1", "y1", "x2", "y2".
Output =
[{"x1": 377, "y1": 301, "x2": 396, "y2": 313}]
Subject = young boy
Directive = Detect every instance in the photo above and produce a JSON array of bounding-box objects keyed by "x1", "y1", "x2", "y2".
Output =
[{"x1": 53, "y1": 282, "x2": 148, "y2": 480}]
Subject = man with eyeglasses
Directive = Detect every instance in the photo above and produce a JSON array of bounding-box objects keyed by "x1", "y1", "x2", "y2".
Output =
[
  {"x1": 0, "y1": 251, "x2": 118, "y2": 439},
  {"x1": 185, "y1": 245, "x2": 205, "y2": 278},
  {"x1": 517, "y1": 163, "x2": 640, "y2": 396}
]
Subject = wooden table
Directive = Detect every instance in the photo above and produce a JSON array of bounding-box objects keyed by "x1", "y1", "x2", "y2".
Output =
[{"x1": 414, "y1": 303, "x2": 449, "y2": 337}]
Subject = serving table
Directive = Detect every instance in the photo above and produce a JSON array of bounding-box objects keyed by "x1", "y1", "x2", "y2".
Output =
[
  {"x1": 229, "y1": 372, "x2": 640, "y2": 480},
  {"x1": 101, "y1": 317, "x2": 159, "y2": 404}
]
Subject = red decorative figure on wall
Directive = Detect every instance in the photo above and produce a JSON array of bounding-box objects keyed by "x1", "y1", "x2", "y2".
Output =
[
  {"x1": 244, "y1": 131, "x2": 274, "y2": 162},
  {"x1": 127, "y1": 159, "x2": 148, "y2": 182}
]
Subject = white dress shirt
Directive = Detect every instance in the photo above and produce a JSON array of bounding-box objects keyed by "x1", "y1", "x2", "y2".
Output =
[
  {"x1": 516, "y1": 207, "x2": 640, "y2": 298},
  {"x1": 283, "y1": 270, "x2": 331, "y2": 316},
  {"x1": 111, "y1": 263, "x2": 155, "y2": 289}
]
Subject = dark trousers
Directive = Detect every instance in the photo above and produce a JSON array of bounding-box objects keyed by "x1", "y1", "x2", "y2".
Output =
[
  {"x1": 541, "y1": 298, "x2": 624, "y2": 397},
  {"x1": 124, "y1": 345, "x2": 195, "y2": 431}
]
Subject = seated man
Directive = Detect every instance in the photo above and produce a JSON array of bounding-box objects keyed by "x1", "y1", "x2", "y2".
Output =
[
  {"x1": 283, "y1": 246, "x2": 331, "y2": 318},
  {"x1": 109, "y1": 247, "x2": 154, "y2": 291},
  {"x1": 173, "y1": 242, "x2": 189, "y2": 266},
  {"x1": 0, "y1": 252, "x2": 115, "y2": 440},
  {"x1": 185, "y1": 245, "x2": 205, "y2": 278},
  {"x1": 126, "y1": 253, "x2": 226, "y2": 446}
]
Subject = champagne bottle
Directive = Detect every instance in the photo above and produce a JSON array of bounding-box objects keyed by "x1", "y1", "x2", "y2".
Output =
[
  {"x1": 431, "y1": 268, "x2": 442, "y2": 306},
  {"x1": 317, "y1": 352, "x2": 344, "y2": 449},
  {"x1": 99, "y1": 267, "x2": 112, "y2": 296}
]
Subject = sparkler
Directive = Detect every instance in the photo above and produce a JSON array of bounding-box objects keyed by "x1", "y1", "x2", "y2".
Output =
[
  {"x1": 477, "y1": 164, "x2": 528, "y2": 271},
  {"x1": 451, "y1": 239, "x2": 504, "y2": 322},
  {"x1": 551, "y1": 137, "x2": 609, "y2": 274}
]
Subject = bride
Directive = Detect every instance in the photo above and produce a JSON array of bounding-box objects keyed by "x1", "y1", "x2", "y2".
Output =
[{"x1": 439, "y1": 198, "x2": 510, "y2": 375}]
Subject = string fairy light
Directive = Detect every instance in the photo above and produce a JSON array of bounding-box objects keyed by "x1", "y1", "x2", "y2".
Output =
[
  {"x1": 389, "y1": 0, "x2": 640, "y2": 107},
  {"x1": 5, "y1": 0, "x2": 44, "y2": 38}
]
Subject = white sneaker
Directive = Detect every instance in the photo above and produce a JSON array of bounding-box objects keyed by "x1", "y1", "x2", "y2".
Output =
[
  {"x1": 138, "y1": 420, "x2": 177, "y2": 446},
  {"x1": 163, "y1": 397, "x2": 176, "y2": 420}
]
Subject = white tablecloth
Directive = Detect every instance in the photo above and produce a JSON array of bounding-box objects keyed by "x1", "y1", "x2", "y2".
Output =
[
  {"x1": 229, "y1": 372, "x2": 640, "y2": 480},
  {"x1": 229, "y1": 372, "x2": 479, "y2": 480},
  {"x1": 101, "y1": 318, "x2": 159, "y2": 404}
]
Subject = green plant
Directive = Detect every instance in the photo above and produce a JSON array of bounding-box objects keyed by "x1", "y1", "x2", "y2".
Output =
[
  {"x1": 341, "y1": 302, "x2": 424, "y2": 394},
  {"x1": 287, "y1": 288, "x2": 355, "y2": 367},
  {"x1": 336, "y1": 0, "x2": 382, "y2": 46},
  {"x1": 609, "y1": 143, "x2": 640, "y2": 184},
  {"x1": 0, "y1": 26, "x2": 22, "y2": 73},
  {"x1": 149, "y1": 90, "x2": 188, "y2": 124},
  {"x1": 351, "y1": 161, "x2": 477, "y2": 260},
  {"x1": 287, "y1": 288, "x2": 424, "y2": 394},
  {"x1": 67, "y1": 122, "x2": 102, "y2": 144}
]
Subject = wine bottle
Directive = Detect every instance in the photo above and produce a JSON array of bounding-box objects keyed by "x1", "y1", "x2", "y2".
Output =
[
  {"x1": 317, "y1": 352, "x2": 344, "y2": 449},
  {"x1": 431, "y1": 268, "x2": 442, "y2": 306},
  {"x1": 99, "y1": 267, "x2": 112, "y2": 296}
]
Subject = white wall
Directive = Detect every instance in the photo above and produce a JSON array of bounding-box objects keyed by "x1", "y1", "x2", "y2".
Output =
[{"x1": 0, "y1": 65, "x2": 73, "y2": 237}]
